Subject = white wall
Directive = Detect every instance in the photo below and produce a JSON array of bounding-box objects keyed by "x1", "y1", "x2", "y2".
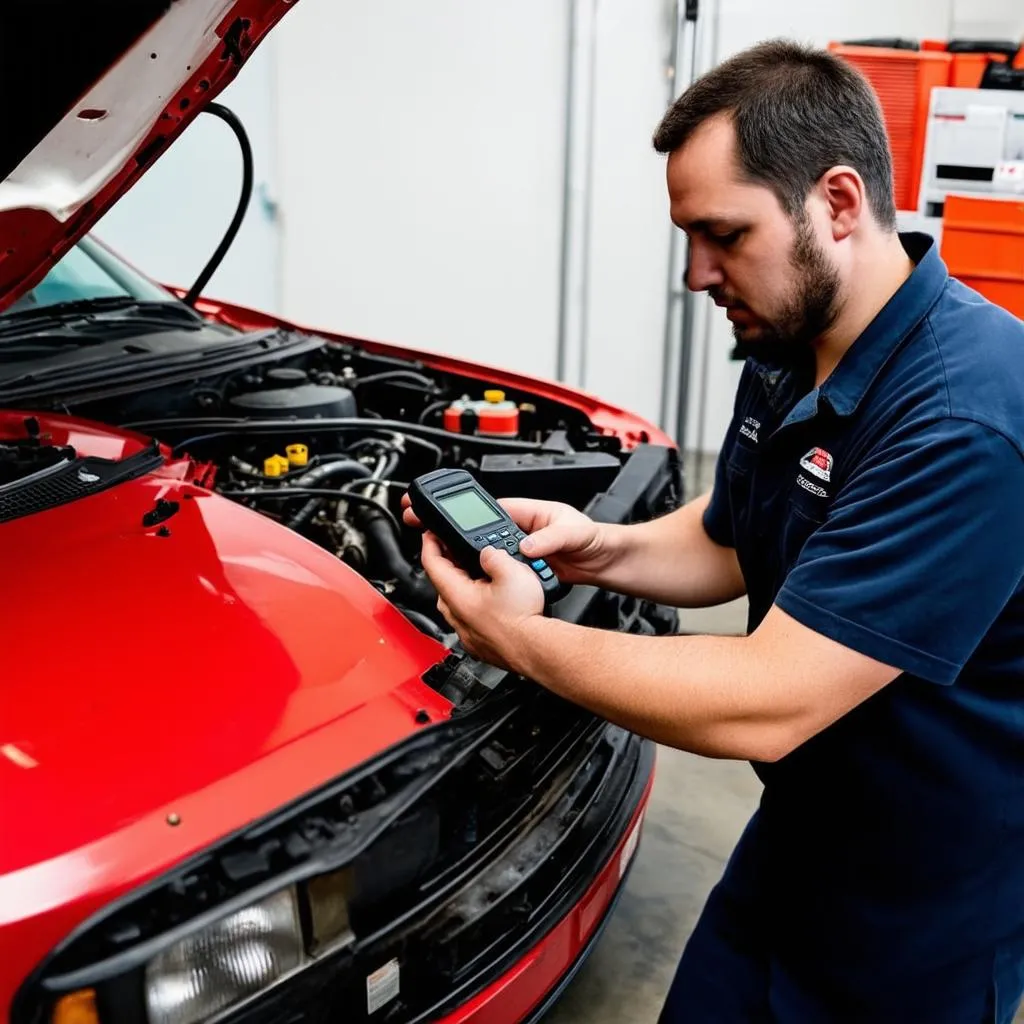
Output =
[
  {"x1": 274, "y1": 0, "x2": 685, "y2": 444},
  {"x1": 952, "y1": 0, "x2": 1023, "y2": 40},
  {"x1": 273, "y1": 0, "x2": 685, "y2": 435},
  {"x1": 274, "y1": 0, "x2": 569, "y2": 379},
  {"x1": 581, "y1": 0, "x2": 677, "y2": 425},
  {"x1": 273, "y1": 0, "x2": 998, "y2": 455}
]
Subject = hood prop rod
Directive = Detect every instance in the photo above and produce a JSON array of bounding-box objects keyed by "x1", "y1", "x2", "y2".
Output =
[{"x1": 183, "y1": 103, "x2": 254, "y2": 307}]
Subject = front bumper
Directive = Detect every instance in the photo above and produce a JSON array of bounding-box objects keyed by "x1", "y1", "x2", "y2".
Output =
[
  {"x1": 437, "y1": 760, "x2": 653, "y2": 1024},
  {"x1": 16, "y1": 706, "x2": 655, "y2": 1024},
  {"x1": 220, "y1": 728, "x2": 655, "y2": 1024}
]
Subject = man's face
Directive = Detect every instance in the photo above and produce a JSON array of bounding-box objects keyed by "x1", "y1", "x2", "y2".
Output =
[{"x1": 666, "y1": 115, "x2": 841, "y2": 366}]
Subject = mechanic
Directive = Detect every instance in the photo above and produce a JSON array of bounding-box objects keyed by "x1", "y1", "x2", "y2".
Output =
[{"x1": 406, "y1": 40, "x2": 1024, "y2": 1024}]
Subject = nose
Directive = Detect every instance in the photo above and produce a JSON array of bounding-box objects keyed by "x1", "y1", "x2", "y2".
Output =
[{"x1": 685, "y1": 239, "x2": 725, "y2": 293}]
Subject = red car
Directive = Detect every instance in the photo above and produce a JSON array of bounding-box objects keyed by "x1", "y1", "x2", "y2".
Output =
[{"x1": 0, "y1": 3, "x2": 681, "y2": 1023}]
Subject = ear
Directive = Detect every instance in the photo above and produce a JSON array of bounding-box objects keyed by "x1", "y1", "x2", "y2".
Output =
[{"x1": 817, "y1": 166, "x2": 865, "y2": 242}]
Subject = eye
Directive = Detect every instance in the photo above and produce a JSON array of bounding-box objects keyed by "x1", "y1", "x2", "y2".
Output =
[{"x1": 710, "y1": 229, "x2": 743, "y2": 247}]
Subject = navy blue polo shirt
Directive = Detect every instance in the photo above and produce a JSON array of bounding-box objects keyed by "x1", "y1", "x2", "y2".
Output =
[{"x1": 704, "y1": 233, "x2": 1024, "y2": 1011}]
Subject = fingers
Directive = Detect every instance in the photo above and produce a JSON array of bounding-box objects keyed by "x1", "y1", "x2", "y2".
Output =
[
  {"x1": 517, "y1": 522, "x2": 577, "y2": 559},
  {"x1": 400, "y1": 494, "x2": 421, "y2": 528},
  {"x1": 436, "y1": 596, "x2": 456, "y2": 629},
  {"x1": 479, "y1": 544, "x2": 531, "y2": 583},
  {"x1": 420, "y1": 531, "x2": 470, "y2": 604},
  {"x1": 497, "y1": 497, "x2": 554, "y2": 534}
]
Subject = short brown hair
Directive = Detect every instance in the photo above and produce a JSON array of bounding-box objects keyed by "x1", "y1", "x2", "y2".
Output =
[{"x1": 653, "y1": 39, "x2": 897, "y2": 231}]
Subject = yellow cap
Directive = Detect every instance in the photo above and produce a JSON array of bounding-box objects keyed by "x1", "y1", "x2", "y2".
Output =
[
  {"x1": 483, "y1": 389, "x2": 506, "y2": 404},
  {"x1": 263, "y1": 455, "x2": 290, "y2": 478},
  {"x1": 52, "y1": 990, "x2": 99, "y2": 1024},
  {"x1": 285, "y1": 443, "x2": 309, "y2": 467}
]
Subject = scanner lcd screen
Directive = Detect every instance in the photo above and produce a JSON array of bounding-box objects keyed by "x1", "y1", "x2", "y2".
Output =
[{"x1": 439, "y1": 489, "x2": 502, "y2": 531}]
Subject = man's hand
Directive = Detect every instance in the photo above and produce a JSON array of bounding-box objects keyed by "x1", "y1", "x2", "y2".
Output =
[
  {"x1": 419, "y1": 530, "x2": 545, "y2": 670},
  {"x1": 403, "y1": 494, "x2": 616, "y2": 586}
]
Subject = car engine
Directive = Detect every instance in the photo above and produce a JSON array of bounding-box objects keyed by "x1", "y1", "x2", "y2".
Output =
[{"x1": 39, "y1": 335, "x2": 681, "y2": 648}]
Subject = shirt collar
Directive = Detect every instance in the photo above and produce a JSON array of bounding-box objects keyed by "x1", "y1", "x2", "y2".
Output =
[{"x1": 820, "y1": 232, "x2": 947, "y2": 417}]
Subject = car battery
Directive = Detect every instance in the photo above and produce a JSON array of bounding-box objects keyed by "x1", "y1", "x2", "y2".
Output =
[{"x1": 444, "y1": 390, "x2": 520, "y2": 437}]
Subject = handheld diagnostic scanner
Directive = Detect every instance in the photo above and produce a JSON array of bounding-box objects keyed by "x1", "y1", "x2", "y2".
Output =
[{"x1": 409, "y1": 468, "x2": 562, "y2": 604}]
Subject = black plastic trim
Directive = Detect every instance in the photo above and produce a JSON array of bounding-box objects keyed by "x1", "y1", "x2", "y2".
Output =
[
  {"x1": 207, "y1": 733, "x2": 654, "y2": 1024},
  {"x1": 410, "y1": 736, "x2": 655, "y2": 1023},
  {"x1": 0, "y1": 441, "x2": 163, "y2": 524},
  {"x1": 553, "y1": 443, "x2": 682, "y2": 626},
  {"x1": 935, "y1": 164, "x2": 994, "y2": 182},
  {"x1": 0, "y1": 331, "x2": 323, "y2": 405}
]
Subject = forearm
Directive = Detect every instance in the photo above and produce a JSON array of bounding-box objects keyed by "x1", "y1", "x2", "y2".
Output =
[
  {"x1": 511, "y1": 617, "x2": 793, "y2": 761},
  {"x1": 594, "y1": 492, "x2": 746, "y2": 607},
  {"x1": 420, "y1": 531, "x2": 901, "y2": 760}
]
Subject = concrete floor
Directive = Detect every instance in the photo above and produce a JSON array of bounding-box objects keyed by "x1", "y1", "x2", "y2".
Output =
[{"x1": 545, "y1": 597, "x2": 759, "y2": 1024}]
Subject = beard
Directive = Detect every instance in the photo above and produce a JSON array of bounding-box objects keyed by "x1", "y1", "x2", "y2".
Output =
[{"x1": 721, "y1": 216, "x2": 841, "y2": 370}]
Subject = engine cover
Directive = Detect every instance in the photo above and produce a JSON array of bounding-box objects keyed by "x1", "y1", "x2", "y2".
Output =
[{"x1": 229, "y1": 383, "x2": 357, "y2": 419}]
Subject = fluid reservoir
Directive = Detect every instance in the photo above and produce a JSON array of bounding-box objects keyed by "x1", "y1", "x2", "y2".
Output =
[
  {"x1": 443, "y1": 390, "x2": 520, "y2": 438},
  {"x1": 285, "y1": 444, "x2": 309, "y2": 468}
]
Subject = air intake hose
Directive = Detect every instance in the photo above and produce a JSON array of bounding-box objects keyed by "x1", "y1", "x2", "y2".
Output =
[
  {"x1": 285, "y1": 458, "x2": 372, "y2": 530},
  {"x1": 359, "y1": 506, "x2": 436, "y2": 612}
]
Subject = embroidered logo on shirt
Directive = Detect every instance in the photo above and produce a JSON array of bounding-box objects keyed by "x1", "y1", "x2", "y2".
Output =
[
  {"x1": 739, "y1": 416, "x2": 761, "y2": 444},
  {"x1": 796, "y1": 475, "x2": 829, "y2": 498},
  {"x1": 799, "y1": 447, "x2": 833, "y2": 482}
]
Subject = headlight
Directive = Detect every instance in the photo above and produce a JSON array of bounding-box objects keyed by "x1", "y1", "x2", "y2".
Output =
[{"x1": 144, "y1": 888, "x2": 304, "y2": 1024}]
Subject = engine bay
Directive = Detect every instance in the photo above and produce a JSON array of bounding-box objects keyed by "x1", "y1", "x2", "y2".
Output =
[{"x1": 12, "y1": 333, "x2": 680, "y2": 646}]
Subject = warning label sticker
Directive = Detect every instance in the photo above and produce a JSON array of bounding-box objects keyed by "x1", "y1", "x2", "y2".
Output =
[{"x1": 367, "y1": 959, "x2": 401, "y2": 1015}]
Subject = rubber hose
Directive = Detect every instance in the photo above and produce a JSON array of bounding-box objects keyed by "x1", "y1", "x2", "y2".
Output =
[
  {"x1": 285, "y1": 458, "x2": 372, "y2": 530},
  {"x1": 395, "y1": 605, "x2": 449, "y2": 643},
  {"x1": 360, "y1": 508, "x2": 436, "y2": 612}
]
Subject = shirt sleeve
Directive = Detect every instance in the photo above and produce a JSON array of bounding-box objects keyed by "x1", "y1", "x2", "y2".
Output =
[{"x1": 775, "y1": 417, "x2": 1024, "y2": 685}]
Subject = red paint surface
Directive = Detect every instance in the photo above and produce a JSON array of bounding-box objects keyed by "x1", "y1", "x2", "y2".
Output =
[{"x1": 0, "y1": 412, "x2": 450, "y2": 1017}]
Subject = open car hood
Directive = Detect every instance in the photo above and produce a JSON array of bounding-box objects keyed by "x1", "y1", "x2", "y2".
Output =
[{"x1": 0, "y1": 0, "x2": 295, "y2": 313}]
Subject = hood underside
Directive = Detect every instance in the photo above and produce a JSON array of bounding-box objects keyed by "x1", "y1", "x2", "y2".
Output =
[{"x1": 0, "y1": 0, "x2": 295, "y2": 312}]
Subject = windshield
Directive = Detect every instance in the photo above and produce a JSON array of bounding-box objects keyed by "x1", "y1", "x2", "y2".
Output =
[{"x1": 2, "y1": 236, "x2": 177, "y2": 317}]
